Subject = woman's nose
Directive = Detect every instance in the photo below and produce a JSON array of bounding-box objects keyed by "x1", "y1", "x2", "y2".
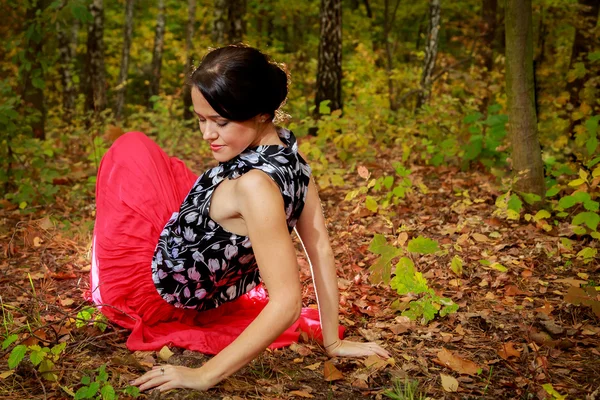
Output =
[{"x1": 202, "y1": 122, "x2": 218, "y2": 140}]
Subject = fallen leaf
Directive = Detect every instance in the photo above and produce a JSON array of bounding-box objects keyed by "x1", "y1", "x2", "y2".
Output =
[
  {"x1": 363, "y1": 355, "x2": 388, "y2": 371},
  {"x1": 158, "y1": 346, "x2": 174, "y2": 362},
  {"x1": 472, "y1": 233, "x2": 489, "y2": 242},
  {"x1": 498, "y1": 342, "x2": 521, "y2": 360},
  {"x1": 323, "y1": 361, "x2": 343, "y2": 381},
  {"x1": 60, "y1": 298, "x2": 75, "y2": 307},
  {"x1": 357, "y1": 166, "x2": 370, "y2": 180},
  {"x1": 505, "y1": 285, "x2": 530, "y2": 296},
  {"x1": 535, "y1": 301, "x2": 554, "y2": 316},
  {"x1": 290, "y1": 390, "x2": 314, "y2": 398},
  {"x1": 290, "y1": 343, "x2": 313, "y2": 357},
  {"x1": 398, "y1": 232, "x2": 408, "y2": 247},
  {"x1": 440, "y1": 373, "x2": 459, "y2": 392},
  {"x1": 33, "y1": 237, "x2": 42, "y2": 247},
  {"x1": 0, "y1": 370, "x2": 15, "y2": 379},
  {"x1": 436, "y1": 348, "x2": 480, "y2": 375},
  {"x1": 305, "y1": 362, "x2": 321, "y2": 371},
  {"x1": 554, "y1": 278, "x2": 587, "y2": 287}
]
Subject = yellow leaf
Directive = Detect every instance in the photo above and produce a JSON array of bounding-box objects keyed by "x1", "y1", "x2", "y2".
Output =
[
  {"x1": 472, "y1": 233, "x2": 488, "y2": 242},
  {"x1": 440, "y1": 373, "x2": 459, "y2": 392},
  {"x1": 304, "y1": 362, "x2": 321, "y2": 371},
  {"x1": 158, "y1": 346, "x2": 174, "y2": 362},
  {"x1": 568, "y1": 178, "x2": 586, "y2": 187},
  {"x1": 579, "y1": 169, "x2": 589, "y2": 181},
  {"x1": 0, "y1": 371, "x2": 14, "y2": 379}
]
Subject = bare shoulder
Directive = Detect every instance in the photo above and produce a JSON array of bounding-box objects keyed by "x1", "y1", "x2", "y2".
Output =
[{"x1": 233, "y1": 169, "x2": 282, "y2": 213}]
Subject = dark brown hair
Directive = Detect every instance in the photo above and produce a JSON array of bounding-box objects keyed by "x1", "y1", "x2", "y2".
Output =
[{"x1": 190, "y1": 45, "x2": 288, "y2": 121}]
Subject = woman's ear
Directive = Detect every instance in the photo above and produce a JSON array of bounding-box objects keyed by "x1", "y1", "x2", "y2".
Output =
[{"x1": 257, "y1": 113, "x2": 271, "y2": 123}]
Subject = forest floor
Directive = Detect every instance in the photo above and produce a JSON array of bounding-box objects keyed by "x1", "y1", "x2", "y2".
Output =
[{"x1": 0, "y1": 138, "x2": 599, "y2": 400}]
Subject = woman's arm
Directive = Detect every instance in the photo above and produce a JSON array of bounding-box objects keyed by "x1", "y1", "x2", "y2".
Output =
[
  {"x1": 133, "y1": 170, "x2": 303, "y2": 392},
  {"x1": 295, "y1": 179, "x2": 390, "y2": 358}
]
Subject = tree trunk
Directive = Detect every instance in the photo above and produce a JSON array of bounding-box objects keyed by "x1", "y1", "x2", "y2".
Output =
[
  {"x1": 183, "y1": 0, "x2": 196, "y2": 120},
  {"x1": 228, "y1": 0, "x2": 246, "y2": 43},
  {"x1": 149, "y1": 0, "x2": 166, "y2": 105},
  {"x1": 481, "y1": 0, "x2": 497, "y2": 72},
  {"x1": 383, "y1": 0, "x2": 401, "y2": 111},
  {"x1": 505, "y1": 0, "x2": 545, "y2": 199},
  {"x1": 212, "y1": 0, "x2": 226, "y2": 45},
  {"x1": 315, "y1": 0, "x2": 342, "y2": 116},
  {"x1": 416, "y1": 0, "x2": 441, "y2": 110},
  {"x1": 114, "y1": 0, "x2": 135, "y2": 121},
  {"x1": 566, "y1": 0, "x2": 599, "y2": 109},
  {"x1": 57, "y1": 1, "x2": 78, "y2": 123},
  {"x1": 21, "y1": 0, "x2": 48, "y2": 139},
  {"x1": 85, "y1": 0, "x2": 107, "y2": 115}
]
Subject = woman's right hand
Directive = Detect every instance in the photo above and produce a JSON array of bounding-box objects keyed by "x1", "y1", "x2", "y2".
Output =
[{"x1": 326, "y1": 339, "x2": 391, "y2": 359}]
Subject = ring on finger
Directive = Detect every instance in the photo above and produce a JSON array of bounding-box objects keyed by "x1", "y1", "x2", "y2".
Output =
[{"x1": 160, "y1": 367, "x2": 165, "y2": 376}]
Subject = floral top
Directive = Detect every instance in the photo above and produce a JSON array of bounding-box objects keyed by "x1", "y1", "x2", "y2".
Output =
[{"x1": 151, "y1": 128, "x2": 311, "y2": 311}]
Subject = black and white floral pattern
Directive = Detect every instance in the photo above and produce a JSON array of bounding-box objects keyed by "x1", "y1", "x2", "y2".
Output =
[{"x1": 151, "y1": 128, "x2": 311, "y2": 311}]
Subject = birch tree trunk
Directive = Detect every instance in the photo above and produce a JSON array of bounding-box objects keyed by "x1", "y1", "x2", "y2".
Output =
[
  {"x1": 212, "y1": 0, "x2": 226, "y2": 45},
  {"x1": 230, "y1": 0, "x2": 246, "y2": 43},
  {"x1": 85, "y1": 0, "x2": 107, "y2": 115},
  {"x1": 183, "y1": 0, "x2": 196, "y2": 120},
  {"x1": 57, "y1": 1, "x2": 78, "y2": 123},
  {"x1": 114, "y1": 0, "x2": 135, "y2": 120},
  {"x1": 149, "y1": 0, "x2": 166, "y2": 104},
  {"x1": 315, "y1": 0, "x2": 342, "y2": 116},
  {"x1": 505, "y1": 0, "x2": 545, "y2": 199},
  {"x1": 416, "y1": 0, "x2": 440, "y2": 110}
]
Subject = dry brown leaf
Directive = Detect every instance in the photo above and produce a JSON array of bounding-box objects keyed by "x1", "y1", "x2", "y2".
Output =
[
  {"x1": 440, "y1": 373, "x2": 459, "y2": 392},
  {"x1": 289, "y1": 390, "x2": 315, "y2": 398},
  {"x1": 0, "y1": 370, "x2": 15, "y2": 379},
  {"x1": 158, "y1": 346, "x2": 174, "y2": 362},
  {"x1": 357, "y1": 165, "x2": 370, "y2": 180},
  {"x1": 554, "y1": 278, "x2": 587, "y2": 287},
  {"x1": 472, "y1": 233, "x2": 489, "y2": 242},
  {"x1": 59, "y1": 298, "x2": 74, "y2": 307},
  {"x1": 436, "y1": 348, "x2": 480, "y2": 375},
  {"x1": 290, "y1": 343, "x2": 313, "y2": 356},
  {"x1": 498, "y1": 342, "x2": 521, "y2": 360},
  {"x1": 363, "y1": 354, "x2": 388, "y2": 371},
  {"x1": 398, "y1": 232, "x2": 408, "y2": 247},
  {"x1": 323, "y1": 361, "x2": 344, "y2": 381}
]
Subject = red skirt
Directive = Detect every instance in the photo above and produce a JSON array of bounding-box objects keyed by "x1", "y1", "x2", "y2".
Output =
[{"x1": 90, "y1": 131, "x2": 342, "y2": 354}]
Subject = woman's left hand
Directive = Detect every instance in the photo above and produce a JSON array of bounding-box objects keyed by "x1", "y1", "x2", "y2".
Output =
[
  {"x1": 325, "y1": 339, "x2": 390, "y2": 359},
  {"x1": 131, "y1": 364, "x2": 212, "y2": 393}
]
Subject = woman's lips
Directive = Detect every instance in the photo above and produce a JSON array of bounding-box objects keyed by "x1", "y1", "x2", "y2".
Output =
[{"x1": 210, "y1": 144, "x2": 224, "y2": 151}]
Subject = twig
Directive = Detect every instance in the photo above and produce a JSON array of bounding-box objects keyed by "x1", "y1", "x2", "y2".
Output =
[{"x1": 32, "y1": 368, "x2": 47, "y2": 400}]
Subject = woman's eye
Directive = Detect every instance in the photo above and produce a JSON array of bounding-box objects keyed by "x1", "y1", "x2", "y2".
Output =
[
  {"x1": 198, "y1": 118, "x2": 206, "y2": 123},
  {"x1": 217, "y1": 121, "x2": 229, "y2": 127}
]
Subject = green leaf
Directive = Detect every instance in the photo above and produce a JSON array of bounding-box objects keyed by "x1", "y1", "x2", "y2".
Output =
[
  {"x1": 8, "y1": 345, "x2": 27, "y2": 369},
  {"x1": 490, "y1": 263, "x2": 507, "y2": 272},
  {"x1": 383, "y1": 176, "x2": 394, "y2": 189},
  {"x1": 587, "y1": 135, "x2": 598, "y2": 156},
  {"x1": 521, "y1": 192, "x2": 541, "y2": 205},
  {"x1": 589, "y1": 51, "x2": 600, "y2": 62},
  {"x1": 39, "y1": 358, "x2": 57, "y2": 381},
  {"x1": 98, "y1": 364, "x2": 108, "y2": 382},
  {"x1": 572, "y1": 212, "x2": 599, "y2": 231},
  {"x1": 585, "y1": 115, "x2": 599, "y2": 137},
  {"x1": 545, "y1": 187, "x2": 560, "y2": 197},
  {"x1": 29, "y1": 348, "x2": 45, "y2": 366},
  {"x1": 577, "y1": 247, "x2": 597, "y2": 259},
  {"x1": 584, "y1": 200, "x2": 599, "y2": 212},
  {"x1": 390, "y1": 257, "x2": 430, "y2": 295},
  {"x1": 440, "y1": 302, "x2": 459, "y2": 317},
  {"x1": 421, "y1": 299, "x2": 438, "y2": 323},
  {"x1": 2, "y1": 334, "x2": 18, "y2": 350},
  {"x1": 507, "y1": 194, "x2": 523, "y2": 213},
  {"x1": 81, "y1": 375, "x2": 91, "y2": 385},
  {"x1": 365, "y1": 196, "x2": 378, "y2": 212},
  {"x1": 123, "y1": 386, "x2": 141, "y2": 397},
  {"x1": 558, "y1": 195, "x2": 578, "y2": 209},
  {"x1": 463, "y1": 112, "x2": 483, "y2": 124},
  {"x1": 368, "y1": 235, "x2": 402, "y2": 284},
  {"x1": 407, "y1": 236, "x2": 439, "y2": 254},
  {"x1": 450, "y1": 256, "x2": 463, "y2": 276},
  {"x1": 533, "y1": 210, "x2": 551, "y2": 222},
  {"x1": 51, "y1": 342, "x2": 66, "y2": 356},
  {"x1": 100, "y1": 384, "x2": 116, "y2": 400}
]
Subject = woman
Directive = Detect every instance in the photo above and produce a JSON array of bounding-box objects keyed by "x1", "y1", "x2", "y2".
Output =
[{"x1": 91, "y1": 45, "x2": 389, "y2": 393}]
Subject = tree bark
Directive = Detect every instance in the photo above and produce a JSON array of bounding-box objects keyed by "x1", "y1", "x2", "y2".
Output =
[
  {"x1": 57, "y1": 1, "x2": 78, "y2": 123},
  {"x1": 228, "y1": 0, "x2": 246, "y2": 43},
  {"x1": 212, "y1": 0, "x2": 226, "y2": 45},
  {"x1": 481, "y1": 0, "x2": 497, "y2": 72},
  {"x1": 21, "y1": 0, "x2": 49, "y2": 139},
  {"x1": 416, "y1": 0, "x2": 441, "y2": 110},
  {"x1": 384, "y1": 0, "x2": 402, "y2": 111},
  {"x1": 149, "y1": 0, "x2": 166, "y2": 105},
  {"x1": 183, "y1": 0, "x2": 196, "y2": 120},
  {"x1": 85, "y1": 0, "x2": 107, "y2": 115},
  {"x1": 505, "y1": 0, "x2": 545, "y2": 199},
  {"x1": 315, "y1": 0, "x2": 343, "y2": 116},
  {"x1": 114, "y1": 0, "x2": 135, "y2": 120},
  {"x1": 566, "y1": 0, "x2": 599, "y2": 109}
]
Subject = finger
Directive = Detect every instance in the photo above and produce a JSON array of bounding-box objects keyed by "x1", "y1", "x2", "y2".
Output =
[{"x1": 139, "y1": 377, "x2": 168, "y2": 392}]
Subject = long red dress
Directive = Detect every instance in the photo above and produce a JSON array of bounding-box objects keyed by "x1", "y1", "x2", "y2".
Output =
[{"x1": 89, "y1": 131, "x2": 342, "y2": 354}]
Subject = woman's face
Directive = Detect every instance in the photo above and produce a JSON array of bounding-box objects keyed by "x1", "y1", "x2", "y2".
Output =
[{"x1": 191, "y1": 87, "x2": 261, "y2": 163}]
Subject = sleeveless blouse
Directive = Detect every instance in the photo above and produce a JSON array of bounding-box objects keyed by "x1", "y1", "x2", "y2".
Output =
[{"x1": 151, "y1": 128, "x2": 311, "y2": 311}]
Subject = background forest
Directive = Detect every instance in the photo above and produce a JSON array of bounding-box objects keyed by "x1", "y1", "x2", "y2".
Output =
[{"x1": 0, "y1": 0, "x2": 599, "y2": 399}]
